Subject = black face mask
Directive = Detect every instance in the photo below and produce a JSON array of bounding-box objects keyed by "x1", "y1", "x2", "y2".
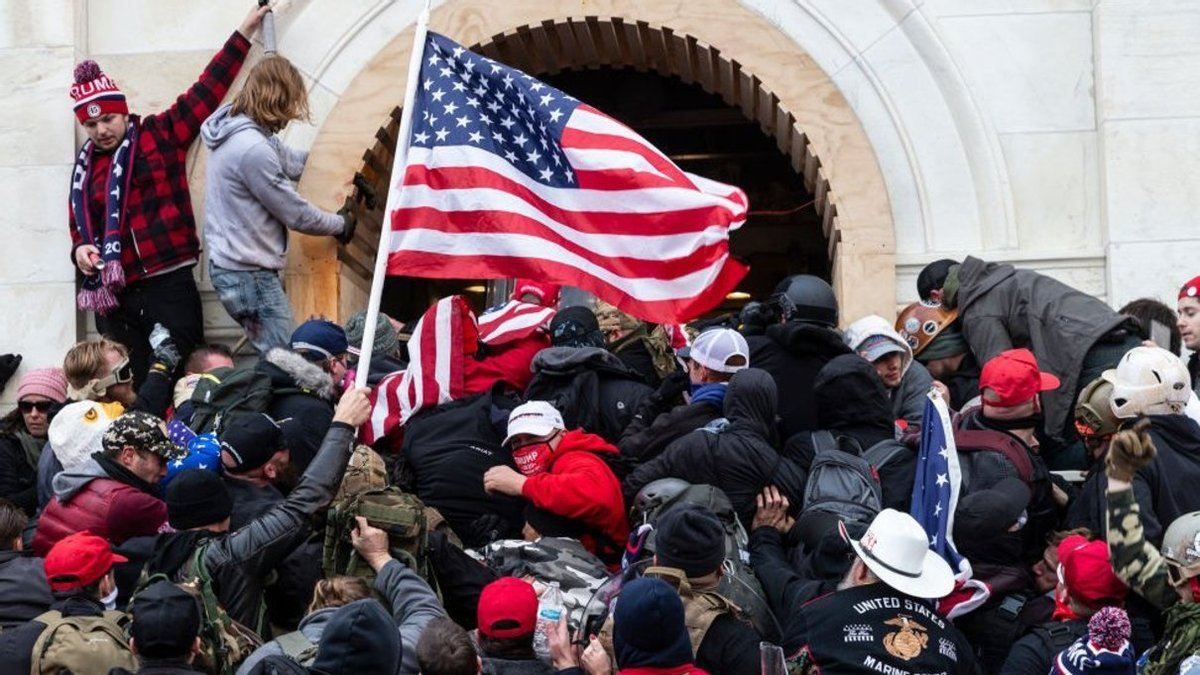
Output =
[{"x1": 981, "y1": 411, "x2": 1044, "y2": 431}]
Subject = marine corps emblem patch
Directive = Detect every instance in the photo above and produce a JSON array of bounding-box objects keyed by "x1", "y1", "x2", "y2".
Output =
[{"x1": 882, "y1": 614, "x2": 928, "y2": 661}]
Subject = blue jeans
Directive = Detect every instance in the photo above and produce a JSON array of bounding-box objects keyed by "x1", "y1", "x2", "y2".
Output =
[{"x1": 209, "y1": 263, "x2": 294, "y2": 355}]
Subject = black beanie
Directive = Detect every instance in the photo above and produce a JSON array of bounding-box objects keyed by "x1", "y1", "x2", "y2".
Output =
[
  {"x1": 166, "y1": 469, "x2": 233, "y2": 530},
  {"x1": 654, "y1": 504, "x2": 725, "y2": 577}
]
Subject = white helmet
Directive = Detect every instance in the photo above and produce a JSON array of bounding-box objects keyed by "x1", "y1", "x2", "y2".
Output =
[{"x1": 1103, "y1": 346, "x2": 1191, "y2": 419}]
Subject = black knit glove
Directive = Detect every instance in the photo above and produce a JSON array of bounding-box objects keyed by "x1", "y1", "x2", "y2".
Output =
[{"x1": 0, "y1": 354, "x2": 20, "y2": 394}]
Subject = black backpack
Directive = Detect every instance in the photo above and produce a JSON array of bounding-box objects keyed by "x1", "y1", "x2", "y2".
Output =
[
  {"x1": 857, "y1": 436, "x2": 917, "y2": 512},
  {"x1": 802, "y1": 431, "x2": 884, "y2": 533},
  {"x1": 188, "y1": 366, "x2": 301, "y2": 435},
  {"x1": 525, "y1": 350, "x2": 651, "y2": 443}
]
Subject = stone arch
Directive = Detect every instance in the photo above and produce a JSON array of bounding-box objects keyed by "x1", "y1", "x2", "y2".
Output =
[{"x1": 290, "y1": 0, "x2": 895, "y2": 323}]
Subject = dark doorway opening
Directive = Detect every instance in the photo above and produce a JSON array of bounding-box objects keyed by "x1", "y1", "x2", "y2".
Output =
[{"x1": 376, "y1": 66, "x2": 827, "y2": 324}]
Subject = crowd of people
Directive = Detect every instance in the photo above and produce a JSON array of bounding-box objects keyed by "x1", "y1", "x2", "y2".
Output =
[
  {"x1": 9, "y1": 2, "x2": 1200, "y2": 673},
  {"x1": 8, "y1": 253, "x2": 1200, "y2": 674}
]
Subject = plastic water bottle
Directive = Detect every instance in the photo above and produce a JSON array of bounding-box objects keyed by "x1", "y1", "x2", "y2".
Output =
[{"x1": 532, "y1": 581, "x2": 564, "y2": 663}]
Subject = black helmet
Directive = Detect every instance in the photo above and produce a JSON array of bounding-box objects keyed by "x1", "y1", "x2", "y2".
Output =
[{"x1": 771, "y1": 275, "x2": 838, "y2": 326}]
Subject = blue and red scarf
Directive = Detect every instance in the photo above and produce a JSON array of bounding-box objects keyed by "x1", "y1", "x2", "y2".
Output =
[{"x1": 70, "y1": 118, "x2": 138, "y2": 314}]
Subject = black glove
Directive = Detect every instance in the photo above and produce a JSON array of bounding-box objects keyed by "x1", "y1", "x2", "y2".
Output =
[
  {"x1": 656, "y1": 369, "x2": 691, "y2": 406},
  {"x1": 467, "y1": 513, "x2": 505, "y2": 547},
  {"x1": 353, "y1": 174, "x2": 379, "y2": 210},
  {"x1": 0, "y1": 354, "x2": 21, "y2": 394},
  {"x1": 148, "y1": 323, "x2": 181, "y2": 374},
  {"x1": 336, "y1": 207, "x2": 357, "y2": 245}
]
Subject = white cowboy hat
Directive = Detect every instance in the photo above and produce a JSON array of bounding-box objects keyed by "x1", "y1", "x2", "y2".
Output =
[{"x1": 844, "y1": 508, "x2": 955, "y2": 599}]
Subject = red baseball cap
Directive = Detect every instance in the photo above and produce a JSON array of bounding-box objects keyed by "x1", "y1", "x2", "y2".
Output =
[
  {"x1": 478, "y1": 577, "x2": 538, "y2": 639},
  {"x1": 1181, "y1": 276, "x2": 1200, "y2": 300},
  {"x1": 44, "y1": 531, "x2": 128, "y2": 592},
  {"x1": 1058, "y1": 534, "x2": 1127, "y2": 609},
  {"x1": 979, "y1": 348, "x2": 1060, "y2": 407}
]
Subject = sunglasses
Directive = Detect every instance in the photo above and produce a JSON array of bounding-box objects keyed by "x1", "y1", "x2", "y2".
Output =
[{"x1": 18, "y1": 400, "x2": 54, "y2": 414}]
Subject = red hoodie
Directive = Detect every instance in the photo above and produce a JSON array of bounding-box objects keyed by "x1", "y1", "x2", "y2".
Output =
[{"x1": 521, "y1": 429, "x2": 629, "y2": 554}]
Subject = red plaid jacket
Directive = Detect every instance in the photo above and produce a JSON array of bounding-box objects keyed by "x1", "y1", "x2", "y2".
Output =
[{"x1": 70, "y1": 31, "x2": 251, "y2": 283}]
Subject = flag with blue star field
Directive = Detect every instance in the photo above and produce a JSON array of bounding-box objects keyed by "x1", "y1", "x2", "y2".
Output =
[
  {"x1": 911, "y1": 391, "x2": 990, "y2": 618},
  {"x1": 384, "y1": 32, "x2": 749, "y2": 323},
  {"x1": 910, "y1": 392, "x2": 964, "y2": 570}
]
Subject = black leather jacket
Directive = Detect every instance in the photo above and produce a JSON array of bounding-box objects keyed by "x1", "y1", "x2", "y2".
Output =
[{"x1": 148, "y1": 423, "x2": 356, "y2": 635}]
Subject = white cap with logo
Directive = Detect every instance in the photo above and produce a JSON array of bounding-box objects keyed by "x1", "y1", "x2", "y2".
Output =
[
  {"x1": 681, "y1": 328, "x2": 750, "y2": 374},
  {"x1": 503, "y1": 401, "x2": 566, "y2": 446}
]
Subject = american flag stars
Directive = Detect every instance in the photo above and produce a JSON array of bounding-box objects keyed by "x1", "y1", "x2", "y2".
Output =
[{"x1": 408, "y1": 33, "x2": 577, "y2": 186}]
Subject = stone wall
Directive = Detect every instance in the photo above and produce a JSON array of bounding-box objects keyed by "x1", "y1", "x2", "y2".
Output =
[{"x1": 2, "y1": 0, "x2": 1198, "y2": 406}]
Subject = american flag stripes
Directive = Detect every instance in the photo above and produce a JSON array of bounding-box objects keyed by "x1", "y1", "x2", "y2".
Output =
[
  {"x1": 476, "y1": 299, "x2": 555, "y2": 346},
  {"x1": 361, "y1": 296, "x2": 473, "y2": 445},
  {"x1": 384, "y1": 32, "x2": 749, "y2": 324}
]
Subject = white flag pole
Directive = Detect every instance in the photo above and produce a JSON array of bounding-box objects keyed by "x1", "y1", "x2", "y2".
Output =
[{"x1": 354, "y1": 0, "x2": 431, "y2": 389}]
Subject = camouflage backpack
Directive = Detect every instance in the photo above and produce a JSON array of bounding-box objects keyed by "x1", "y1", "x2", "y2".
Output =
[
  {"x1": 133, "y1": 541, "x2": 263, "y2": 675},
  {"x1": 480, "y1": 536, "x2": 609, "y2": 621},
  {"x1": 336, "y1": 444, "x2": 389, "y2": 501},
  {"x1": 322, "y1": 487, "x2": 440, "y2": 594}
]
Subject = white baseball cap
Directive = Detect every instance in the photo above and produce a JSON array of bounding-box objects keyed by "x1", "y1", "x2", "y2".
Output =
[
  {"x1": 856, "y1": 334, "x2": 907, "y2": 364},
  {"x1": 843, "y1": 508, "x2": 955, "y2": 599},
  {"x1": 680, "y1": 328, "x2": 750, "y2": 374},
  {"x1": 503, "y1": 401, "x2": 565, "y2": 446}
]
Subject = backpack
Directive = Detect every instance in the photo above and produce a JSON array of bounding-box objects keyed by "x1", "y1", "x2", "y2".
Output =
[
  {"x1": 273, "y1": 630, "x2": 318, "y2": 667},
  {"x1": 802, "y1": 430, "x2": 883, "y2": 534},
  {"x1": 188, "y1": 366, "x2": 277, "y2": 434},
  {"x1": 336, "y1": 444, "x2": 389, "y2": 502},
  {"x1": 525, "y1": 350, "x2": 651, "y2": 443},
  {"x1": 134, "y1": 541, "x2": 263, "y2": 675},
  {"x1": 322, "y1": 487, "x2": 440, "y2": 595},
  {"x1": 30, "y1": 610, "x2": 137, "y2": 675},
  {"x1": 629, "y1": 482, "x2": 779, "y2": 641},
  {"x1": 954, "y1": 428, "x2": 1036, "y2": 494},
  {"x1": 481, "y1": 537, "x2": 610, "y2": 621},
  {"x1": 860, "y1": 437, "x2": 917, "y2": 512}
]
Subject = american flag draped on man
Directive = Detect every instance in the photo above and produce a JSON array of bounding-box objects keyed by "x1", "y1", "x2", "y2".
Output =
[{"x1": 358, "y1": 29, "x2": 749, "y2": 443}]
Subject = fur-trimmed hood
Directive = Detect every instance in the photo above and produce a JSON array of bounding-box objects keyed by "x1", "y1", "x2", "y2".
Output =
[{"x1": 260, "y1": 348, "x2": 336, "y2": 400}]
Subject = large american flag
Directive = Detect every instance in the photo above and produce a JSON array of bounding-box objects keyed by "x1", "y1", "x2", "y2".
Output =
[
  {"x1": 384, "y1": 32, "x2": 749, "y2": 324},
  {"x1": 911, "y1": 391, "x2": 989, "y2": 618}
]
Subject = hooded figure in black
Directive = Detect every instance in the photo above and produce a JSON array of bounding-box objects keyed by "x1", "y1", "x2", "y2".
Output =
[
  {"x1": 783, "y1": 355, "x2": 914, "y2": 510},
  {"x1": 950, "y1": 479, "x2": 1041, "y2": 673},
  {"x1": 745, "y1": 277, "x2": 852, "y2": 441},
  {"x1": 784, "y1": 355, "x2": 895, "y2": 464},
  {"x1": 623, "y1": 368, "x2": 806, "y2": 525}
]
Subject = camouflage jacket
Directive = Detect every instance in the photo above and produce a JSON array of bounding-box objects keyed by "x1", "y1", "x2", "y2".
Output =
[{"x1": 1107, "y1": 487, "x2": 1178, "y2": 611}]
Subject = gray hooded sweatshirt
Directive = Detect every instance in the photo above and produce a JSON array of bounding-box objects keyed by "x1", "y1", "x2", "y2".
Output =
[{"x1": 201, "y1": 103, "x2": 344, "y2": 271}]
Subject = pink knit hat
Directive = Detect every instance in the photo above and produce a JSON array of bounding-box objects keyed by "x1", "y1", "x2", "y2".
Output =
[{"x1": 17, "y1": 368, "x2": 68, "y2": 404}]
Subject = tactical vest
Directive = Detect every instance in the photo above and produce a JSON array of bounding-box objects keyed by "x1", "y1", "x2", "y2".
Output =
[{"x1": 599, "y1": 566, "x2": 739, "y2": 658}]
